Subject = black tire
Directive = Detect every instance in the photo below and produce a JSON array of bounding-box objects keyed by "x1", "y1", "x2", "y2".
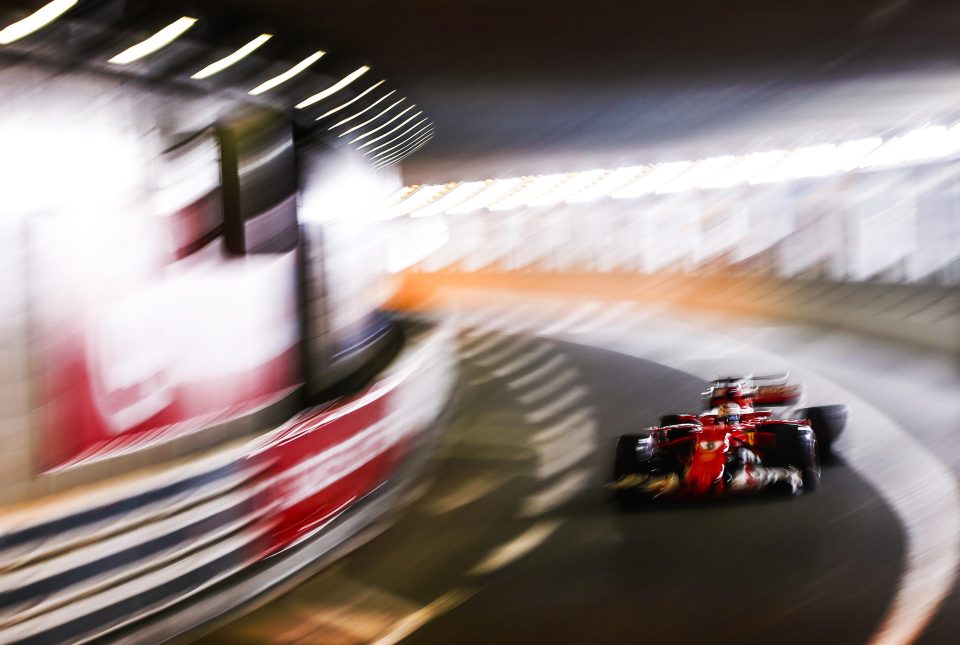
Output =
[
  {"x1": 614, "y1": 434, "x2": 647, "y2": 480},
  {"x1": 798, "y1": 405, "x2": 848, "y2": 462},
  {"x1": 761, "y1": 423, "x2": 821, "y2": 493}
]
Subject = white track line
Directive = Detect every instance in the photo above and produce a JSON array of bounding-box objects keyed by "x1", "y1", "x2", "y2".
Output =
[
  {"x1": 459, "y1": 333, "x2": 505, "y2": 359},
  {"x1": 492, "y1": 343, "x2": 555, "y2": 378},
  {"x1": 532, "y1": 408, "x2": 596, "y2": 444},
  {"x1": 371, "y1": 588, "x2": 476, "y2": 645},
  {"x1": 536, "y1": 433, "x2": 596, "y2": 480},
  {"x1": 519, "y1": 468, "x2": 591, "y2": 517},
  {"x1": 518, "y1": 368, "x2": 580, "y2": 406},
  {"x1": 539, "y1": 301, "x2": 603, "y2": 335},
  {"x1": 507, "y1": 355, "x2": 568, "y2": 390},
  {"x1": 467, "y1": 521, "x2": 562, "y2": 576},
  {"x1": 523, "y1": 385, "x2": 590, "y2": 424},
  {"x1": 475, "y1": 335, "x2": 537, "y2": 368},
  {"x1": 429, "y1": 476, "x2": 507, "y2": 515}
]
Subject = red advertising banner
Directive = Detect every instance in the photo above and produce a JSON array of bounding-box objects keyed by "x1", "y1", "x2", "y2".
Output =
[{"x1": 29, "y1": 213, "x2": 302, "y2": 471}]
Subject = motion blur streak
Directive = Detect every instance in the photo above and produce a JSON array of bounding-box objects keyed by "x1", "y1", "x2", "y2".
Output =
[
  {"x1": 295, "y1": 65, "x2": 371, "y2": 109},
  {"x1": 0, "y1": 0, "x2": 76, "y2": 44},
  {"x1": 191, "y1": 34, "x2": 273, "y2": 79},
  {"x1": 248, "y1": 50, "x2": 325, "y2": 95},
  {"x1": 107, "y1": 17, "x2": 198, "y2": 64}
]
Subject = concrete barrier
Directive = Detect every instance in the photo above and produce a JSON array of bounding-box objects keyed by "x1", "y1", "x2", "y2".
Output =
[{"x1": 0, "y1": 321, "x2": 457, "y2": 644}]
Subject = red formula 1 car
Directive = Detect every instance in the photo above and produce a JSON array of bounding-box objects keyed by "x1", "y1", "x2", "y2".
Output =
[{"x1": 610, "y1": 375, "x2": 848, "y2": 501}]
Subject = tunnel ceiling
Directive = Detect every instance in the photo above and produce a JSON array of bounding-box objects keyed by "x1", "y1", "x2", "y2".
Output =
[{"x1": 206, "y1": 0, "x2": 960, "y2": 184}]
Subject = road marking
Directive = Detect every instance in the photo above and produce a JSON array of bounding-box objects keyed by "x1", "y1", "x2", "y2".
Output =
[
  {"x1": 492, "y1": 343, "x2": 554, "y2": 378},
  {"x1": 468, "y1": 520, "x2": 563, "y2": 576},
  {"x1": 459, "y1": 333, "x2": 504, "y2": 359},
  {"x1": 518, "y1": 367, "x2": 580, "y2": 406},
  {"x1": 523, "y1": 385, "x2": 590, "y2": 424},
  {"x1": 570, "y1": 300, "x2": 636, "y2": 333},
  {"x1": 507, "y1": 354, "x2": 567, "y2": 390},
  {"x1": 539, "y1": 301, "x2": 603, "y2": 335},
  {"x1": 520, "y1": 468, "x2": 591, "y2": 517},
  {"x1": 429, "y1": 476, "x2": 507, "y2": 515},
  {"x1": 532, "y1": 407, "x2": 596, "y2": 444},
  {"x1": 536, "y1": 433, "x2": 596, "y2": 479},
  {"x1": 370, "y1": 588, "x2": 476, "y2": 645},
  {"x1": 475, "y1": 335, "x2": 536, "y2": 367}
]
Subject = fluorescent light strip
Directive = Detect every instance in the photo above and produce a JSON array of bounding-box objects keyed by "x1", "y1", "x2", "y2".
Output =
[
  {"x1": 295, "y1": 65, "x2": 370, "y2": 109},
  {"x1": 355, "y1": 111, "x2": 423, "y2": 149},
  {"x1": 191, "y1": 34, "x2": 272, "y2": 79},
  {"x1": 448, "y1": 178, "x2": 523, "y2": 214},
  {"x1": 349, "y1": 104, "x2": 415, "y2": 143},
  {"x1": 612, "y1": 161, "x2": 693, "y2": 198},
  {"x1": 317, "y1": 81, "x2": 385, "y2": 120},
  {"x1": 528, "y1": 169, "x2": 607, "y2": 206},
  {"x1": 108, "y1": 17, "x2": 197, "y2": 65},
  {"x1": 374, "y1": 134, "x2": 434, "y2": 169},
  {"x1": 340, "y1": 98, "x2": 405, "y2": 137},
  {"x1": 657, "y1": 156, "x2": 735, "y2": 193},
  {"x1": 566, "y1": 167, "x2": 644, "y2": 203},
  {"x1": 489, "y1": 174, "x2": 568, "y2": 211},
  {"x1": 329, "y1": 90, "x2": 396, "y2": 129},
  {"x1": 412, "y1": 181, "x2": 485, "y2": 218},
  {"x1": 249, "y1": 51, "x2": 325, "y2": 95},
  {"x1": 365, "y1": 120, "x2": 431, "y2": 157},
  {"x1": 374, "y1": 135, "x2": 433, "y2": 169},
  {"x1": 389, "y1": 184, "x2": 448, "y2": 216},
  {"x1": 700, "y1": 151, "x2": 784, "y2": 189},
  {"x1": 369, "y1": 126, "x2": 434, "y2": 161},
  {"x1": 374, "y1": 132, "x2": 434, "y2": 168},
  {"x1": 0, "y1": 0, "x2": 77, "y2": 45}
]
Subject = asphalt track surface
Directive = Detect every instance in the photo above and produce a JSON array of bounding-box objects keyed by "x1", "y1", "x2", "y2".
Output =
[{"x1": 201, "y1": 300, "x2": 959, "y2": 645}]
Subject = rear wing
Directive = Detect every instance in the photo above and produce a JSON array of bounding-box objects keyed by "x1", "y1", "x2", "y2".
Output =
[{"x1": 704, "y1": 373, "x2": 803, "y2": 407}]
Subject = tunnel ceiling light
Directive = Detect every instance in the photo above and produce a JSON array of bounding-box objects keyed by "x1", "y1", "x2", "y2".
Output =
[
  {"x1": 295, "y1": 65, "x2": 370, "y2": 109},
  {"x1": 566, "y1": 166, "x2": 644, "y2": 203},
  {"x1": 329, "y1": 90, "x2": 396, "y2": 129},
  {"x1": 489, "y1": 174, "x2": 569, "y2": 211},
  {"x1": 350, "y1": 105, "x2": 415, "y2": 143},
  {"x1": 367, "y1": 120, "x2": 432, "y2": 157},
  {"x1": 355, "y1": 111, "x2": 422, "y2": 149},
  {"x1": 612, "y1": 161, "x2": 692, "y2": 199},
  {"x1": 528, "y1": 169, "x2": 607, "y2": 206},
  {"x1": 375, "y1": 134, "x2": 434, "y2": 169},
  {"x1": 394, "y1": 119, "x2": 960, "y2": 216},
  {"x1": 248, "y1": 50, "x2": 325, "y2": 95},
  {"x1": 388, "y1": 184, "x2": 448, "y2": 217},
  {"x1": 412, "y1": 180, "x2": 485, "y2": 218},
  {"x1": 657, "y1": 156, "x2": 735, "y2": 194},
  {"x1": 448, "y1": 178, "x2": 523, "y2": 214},
  {"x1": 376, "y1": 135, "x2": 433, "y2": 169},
  {"x1": 858, "y1": 126, "x2": 959, "y2": 169},
  {"x1": 377, "y1": 130, "x2": 435, "y2": 167},
  {"x1": 700, "y1": 151, "x2": 784, "y2": 189},
  {"x1": 191, "y1": 33, "x2": 272, "y2": 79},
  {"x1": 340, "y1": 98, "x2": 405, "y2": 137},
  {"x1": 318, "y1": 80, "x2": 385, "y2": 120},
  {"x1": 0, "y1": 0, "x2": 77, "y2": 45},
  {"x1": 108, "y1": 16, "x2": 197, "y2": 64}
]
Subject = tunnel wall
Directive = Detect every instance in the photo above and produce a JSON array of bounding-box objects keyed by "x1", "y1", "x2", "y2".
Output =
[{"x1": 0, "y1": 54, "x2": 450, "y2": 642}]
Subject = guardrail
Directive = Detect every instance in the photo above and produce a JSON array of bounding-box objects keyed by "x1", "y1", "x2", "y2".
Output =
[{"x1": 0, "y1": 321, "x2": 456, "y2": 644}]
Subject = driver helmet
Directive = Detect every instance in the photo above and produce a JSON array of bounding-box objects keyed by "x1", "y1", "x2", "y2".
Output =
[{"x1": 717, "y1": 402, "x2": 742, "y2": 425}]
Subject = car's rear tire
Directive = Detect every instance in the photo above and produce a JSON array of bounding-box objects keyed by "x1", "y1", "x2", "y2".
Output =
[
  {"x1": 762, "y1": 423, "x2": 820, "y2": 493},
  {"x1": 798, "y1": 405, "x2": 848, "y2": 462},
  {"x1": 614, "y1": 434, "x2": 646, "y2": 480}
]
